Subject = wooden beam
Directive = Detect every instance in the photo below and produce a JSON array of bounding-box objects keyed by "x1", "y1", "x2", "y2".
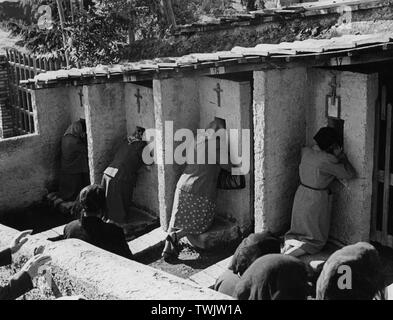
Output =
[
  {"x1": 371, "y1": 93, "x2": 382, "y2": 239},
  {"x1": 382, "y1": 103, "x2": 392, "y2": 243}
]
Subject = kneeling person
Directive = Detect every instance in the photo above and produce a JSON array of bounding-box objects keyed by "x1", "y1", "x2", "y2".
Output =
[
  {"x1": 101, "y1": 127, "x2": 148, "y2": 225},
  {"x1": 51, "y1": 185, "x2": 133, "y2": 259}
]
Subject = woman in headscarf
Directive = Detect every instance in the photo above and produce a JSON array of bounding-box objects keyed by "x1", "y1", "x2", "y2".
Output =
[
  {"x1": 316, "y1": 242, "x2": 385, "y2": 300},
  {"x1": 214, "y1": 232, "x2": 280, "y2": 297},
  {"x1": 59, "y1": 119, "x2": 90, "y2": 201},
  {"x1": 283, "y1": 127, "x2": 357, "y2": 257},
  {"x1": 234, "y1": 254, "x2": 309, "y2": 300},
  {"x1": 101, "y1": 127, "x2": 147, "y2": 225},
  {"x1": 161, "y1": 118, "x2": 234, "y2": 261}
]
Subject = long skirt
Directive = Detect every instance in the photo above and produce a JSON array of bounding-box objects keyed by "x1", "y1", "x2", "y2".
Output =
[
  {"x1": 169, "y1": 188, "x2": 216, "y2": 235},
  {"x1": 59, "y1": 172, "x2": 90, "y2": 202},
  {"x1": 285, "y1": 185, "x2": 333, "y2": 255},
  {"x1": 101, "y1": 174, "x2": 134, "y2": 224}
]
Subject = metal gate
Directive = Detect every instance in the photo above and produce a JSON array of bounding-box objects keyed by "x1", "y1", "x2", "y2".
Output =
[
  {"x1": 5, "y1": 49, "x2": 67, "y2": 136},
  {"x1": 371, "y1": 73, "x2": 393, "y2": 247}
]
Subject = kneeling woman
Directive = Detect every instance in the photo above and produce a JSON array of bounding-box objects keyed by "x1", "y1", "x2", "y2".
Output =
[
  {"x1": 162, "y1": 119, "x2": 234, "y2": 261},
  {"x1": 59, "y1": 119, "x2": 90, "y2": 201},
  {"x1": 283, "y1": 127, "x2": 356, "y2": 257}
]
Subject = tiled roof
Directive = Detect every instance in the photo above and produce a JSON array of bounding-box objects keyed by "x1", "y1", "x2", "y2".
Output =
[
  {"x1": 175, "y1": 0, "x2": 390, "y2": 35},
  {"x1": 22, "y1": 32, "x2": 393, "y2": 88}
]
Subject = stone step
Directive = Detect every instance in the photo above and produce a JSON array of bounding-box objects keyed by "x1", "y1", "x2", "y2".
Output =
[
  {"x1": 37, "y1": 224, "x2": 66, "y2": 239},
  {"x1": 128, "y1": 227, "x2": 167, "y2": 257},
  {"x1": 189, "y1": 256, "x2": 233, "y2": 288},
  {"x1": 186, "y1": 216, "x2": 241, "y2": 250}
]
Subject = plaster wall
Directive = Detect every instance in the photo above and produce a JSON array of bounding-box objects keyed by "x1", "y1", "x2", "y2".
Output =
[
  {"x1": 253, "y1": 67, "x2": 307, "y2": 234},
  {"x1": 306, "y1": 69, "x2": 378, "y2": 244},
  {"x1": 84, "y1": 83, "x2": 127, "y2": 184},
  {"x1": 198, "y1": 76, "x2": 253, "y2": 233},
  {"x1": 153, "y1": 77, "x2": 200, "y2": 230},
  {"x1": 0, "y1": 87, "x2": 78, "y2": 212},
  {"x1": 67, "y1": 86, "x2": 86, "y2": 122},
  {"x1": 124, "y1": 83, "x2": 159, "y2": 216}
]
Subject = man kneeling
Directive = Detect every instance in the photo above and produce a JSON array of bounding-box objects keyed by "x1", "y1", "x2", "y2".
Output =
[{"x1": 51, "y1": 185, "x2": 133, "y2": 259}]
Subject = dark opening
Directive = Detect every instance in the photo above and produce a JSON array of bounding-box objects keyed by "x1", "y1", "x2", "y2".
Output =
[
  {"x1": 133, "y1": 80, "x2": 153, "y2": 88},
  {"x1": 327, "y1": 118, "x2": 345, "y2": 148}
]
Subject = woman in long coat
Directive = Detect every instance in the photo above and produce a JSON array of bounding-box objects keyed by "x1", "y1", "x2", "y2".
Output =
[
  {"x1": 59, "y1": 119, "x2": 90, "y2": 201},
  {"x1": 101, "y1": 128, "x2": 147, "y2": 224},
  {"x1": 161, "y1": 119, "x2": 233, "y2": 261},
  {"x1": 283, "y1": 127, "x2": 356, "y2": 257}
]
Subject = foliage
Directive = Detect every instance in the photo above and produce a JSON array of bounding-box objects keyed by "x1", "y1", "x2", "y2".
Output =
[{"x1": 6, "y1": 0, "x2": 240, "y2": 66}]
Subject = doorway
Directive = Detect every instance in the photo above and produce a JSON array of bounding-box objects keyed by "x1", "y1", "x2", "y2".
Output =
[{"x1": 372, "y1": 71, "x2": 393, "y2": 247}]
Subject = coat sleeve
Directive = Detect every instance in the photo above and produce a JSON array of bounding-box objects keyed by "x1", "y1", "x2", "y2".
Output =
[
  {"x1": 0, "y1": 272, "x2": 33, "y2": 300},
  {"x1": 320, "y1": 159, "x2": 356, "y2": 180},
  {"x1": 0, "y1": 249, "x2": 12, "y2": 267}
]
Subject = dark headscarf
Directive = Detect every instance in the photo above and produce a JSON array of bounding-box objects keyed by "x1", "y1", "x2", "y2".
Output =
[
  {"x1": 229, "y1": 232, "x2": 281, "y2": 276},
  {"x1": 316, "y1": 242, "x2": 385, "y2": 300},
  {"x1": 64, "y1": 119, "x2": 86, "y2": 140},
  {"x1": 314, "y1": 127, "x2": 342, "y2": 151},
  {"x1": 79, "y1": 184, "x2": 106, "y2": 214},
  {"x1": 234, "y1": 254, "x2": 309, "y2": 300}
]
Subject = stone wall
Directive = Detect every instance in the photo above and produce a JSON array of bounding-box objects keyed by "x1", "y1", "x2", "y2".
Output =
[
  {"x1": 84, "y1": 83, "x2": 127, "y2": 184},
  {"x1": 0, "y1": 86, "x2": 82, "y2": 213},
  {"x1": 253, "y1": 67, "x2": 308, "y2": 235},
  {"x1": 153, "y1": 77, "x2": 201, "y2": 230},
  {"x1": 124, "y1": 83, "x2": 159, "y2": 216},
  {"x1": 253, "y1": 66, "x2": 379, "y2": 245},
  {"x1": 198, "y1": 76, "x2": 254, "y2": 233},
  {"x1": 122, "y1": 2, "x2": 393, "y2": 61},
  {"x1": 0, "y1": 224, "x2": 230, "y2": 300}
]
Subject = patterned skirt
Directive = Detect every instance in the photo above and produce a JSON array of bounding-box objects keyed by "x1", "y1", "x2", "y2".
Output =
[{"x1": 169, "y1": 188, "x2": 216, "y2": 235}]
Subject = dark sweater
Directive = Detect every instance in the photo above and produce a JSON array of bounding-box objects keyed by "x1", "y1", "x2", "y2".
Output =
[{"x1": 52, "y1": 216, "x2": 133, "y2": 259}]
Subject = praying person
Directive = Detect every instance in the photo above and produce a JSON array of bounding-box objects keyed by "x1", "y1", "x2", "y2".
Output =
[
  {"x1": 316, "y1": 242, "x2": 385, "y2": 300},
  {"x1": 214, "y1": 232, "x2": 280, "y2": 297},
  {"x1": 59, "y1": 119, "x2": 90, "y2": 202},
  {"x1": 0, "y1": 231, "x2": 51, "y2": 300},
  {"x1": 51, "y1": 184, "x2": 133, "y2": 259},
  {"x1": 234, "y1": 254, "x2": 309, "y2": 300},
  {"x1": 283, "y1": 127, "x2": 356, "y2": 257},
  {"x1": 101, "y1": 127, "x2": 148, "y2": 225},
  {"x1": 162, "y1": 118, "x2": 235, "y2": 261}
]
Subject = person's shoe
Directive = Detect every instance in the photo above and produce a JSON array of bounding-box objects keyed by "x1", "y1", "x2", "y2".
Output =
[
  {"x1": 161, "y1": 234, "x2": 180, "y2": 262},
  {"x1": 283, "y1": 246, "x2": 307, "y2": 257}
]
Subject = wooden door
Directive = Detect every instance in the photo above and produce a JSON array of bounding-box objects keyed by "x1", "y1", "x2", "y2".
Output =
[{"x1": 372, "y1": 73, "x2": 393, "y2": 247}]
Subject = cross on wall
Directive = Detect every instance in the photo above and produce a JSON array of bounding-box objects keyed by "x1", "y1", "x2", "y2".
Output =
[
  {"x1": 78, "y1": 88, "x2": 84, "y2": 107},
  {"x1": 135, "y1": 89, "x2": 143, "y2": 113},
  {"x1": 213, "y1": 83, "x2": 223, "y2": 107}
]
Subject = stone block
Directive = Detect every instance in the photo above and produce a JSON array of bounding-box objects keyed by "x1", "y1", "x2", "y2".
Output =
[
  {"x1": 128, "y1": 227, "x2": 167, "y2": 257},
  {"x1": 189, "y1": 256, "x2": 232, "y2": 288},
  {"x1": 0, "y1": 223, "x2": 231, "y2": 300}
]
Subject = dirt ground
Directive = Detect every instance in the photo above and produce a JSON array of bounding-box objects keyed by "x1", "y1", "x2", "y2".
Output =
[{"x1": 136, "y1": 239, "x2": 239, "y2": 280}]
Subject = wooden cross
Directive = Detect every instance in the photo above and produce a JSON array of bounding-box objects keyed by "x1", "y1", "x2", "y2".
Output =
[
  {"x1": 329, "y1": 75, "x2": 337, "y2": 101},
  {"x1": 135, "y1": 88, "x2": 143, "y2": 113},
  {"x1": 213, "y1": 83, "x2": 223, "y2": 107},
  {"x1": 78, "y1": 88, "x2": 84, "y2": 107}
]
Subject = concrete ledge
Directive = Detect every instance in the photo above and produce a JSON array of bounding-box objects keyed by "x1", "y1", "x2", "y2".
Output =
[
  {"x1": 189, "y1": 256, "x2": 232, "y2": 289},
  {"x1": 128, "y1": 227, "x2": 167, "y2": 257},
  {"x1": 0, "y1": 224, "x2": 231, "y2": 300}
]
